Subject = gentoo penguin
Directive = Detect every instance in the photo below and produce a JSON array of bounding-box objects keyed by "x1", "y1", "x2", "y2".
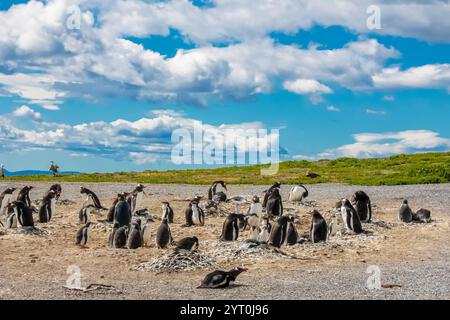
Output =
[
  {"x1": 127, "y1": 219, "x2": 143, "y2": 249},
  {"x1": 184, "y1": 198, "x2": 205, "y2": 227},
  {"x1": 175, "y1": 236, "x2": 199, "y2": 252},
  {"x1": 399, "y1": 200, "x2": 413, "y2": 223},
  {"x1": 78, "y1": 204, "x2": 94, "y2": 224},
  {"x1": 208, "y1": 181, "x2": 227, "y2": 202},
  {"x1": 141, "y1": 217, "x2": 155, "y2": 247},
  {"x1": 266, "y1": 188, "x2": 283, "y2": 218},
  {"x1": 80, "y1": 186, "x2": 106, "y2": 210},
  {"x1": 106, "y1": 194, "x2": 120, "y2": 222},
  {"x1": 309, "y1": 210, "x2": 328, "y2": 243},
  {"x1": 8, "y1": 201, "x2": 34, "y2": 227},
  {"x1": 242, "y1": 213, "x2": 260, "y2": 231},
  {"x1": 113, "y1": 225, "x2": 129, "y2": 248},
  {"x1": 156, "y1": 218, "x2": 172, "y2": 249},
  {"x1": 108, "y1": 223, "x2": 120, "y2": 247},
  {"x1": 268, "y1": 215, "x2": 295, "y2": 248},
  {"x1": 413, "y1": 208, "x2": 432, "y2": 223},
  {"x1": 248, "y1": 226, "x2": 260, "y2": 241},
  {"x1": 247, "y1": 195, "x2": 262, "y2": 216},
  {"x1": 6, "y1": 209, "x2": 18, "y2": 228},
  {"x1": 0, "y1": 187, "x2": 16, "y2": 217},
  {"x1": 288, "y1": 185, "x2": 308, "y2": 202},
  {"x1": 161, "y1": 201, "x2": 174, "y2": 223},
  {"x1": 127, "y1": 183, "x2": 145, "y2": 214},
  {"x1": 48, "y1": 184, "x2": 62, "y2": 199},
  {"x1": 17, "y1": 186, "x2": 33, "y2": 207},
  {"x1": 114, "y1": 193, "x2": 132, "y2": 227},
  {"x1": 340, "y1": 199, "x2": 363, "y2": 234},
  {"x1": 262, "y1": 182, "x2": 281, "y2": 208},
  {"x1": 75, "y1": 222, "x2": 93, "y2": 248},
  {"x1": 38, "y1": 190, "x2": 56, "y2": 223},
  {"x1": 198, "y1": 267, "x2": 248, "y2": 289},
  {"x1": 327, "y1": 213, "x2": 338, "y2": 239},
  {"x1": 0, "y1": 164, "x2": 5, "y2": 178},
  {"x1": 49, "y1": 160, "x2": 59, "y2": 176},
  {"x1": 257, "y1": 215, "x2": 272, "y2": 243},
  {"x1": 352, "y1": 191, "x2": 372, "y2": 222},
  {"x1": 220, "y1": 213, "x2": 245, "y2": 241},
  {"x1": 286, "y1": 220, "x2": 299, "y2": 245}
]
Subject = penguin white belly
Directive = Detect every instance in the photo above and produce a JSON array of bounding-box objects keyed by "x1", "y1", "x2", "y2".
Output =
[
  {"x1": 142, "y1": 224, "x2": 152, "y2": 246},
  {"x1": 249, "y1": 226, "x2": 260, "y2": 240},
  {"x1": 289, "y1": 187, "x2": 303, "y2": 201},
  {"x1": 135, "y1": 192, "x2": 143, "y2": 211},
  {"x1": 0, "y1": 194, "x2": 12, "y2": 216},
  {"x1": 50, "y1": 198, "x2": 56, "y2": 218},
  {"x1": 192, "y1": 206, "x2": 200, "y2": 225},
  {"x1": 258, "y1": 228, "x2": 270, "y2": 242},
  {"x1": 341, "y1": 207, "x2": 351, "y2": 231},
  {"x1": 247, "y1": 215, "x2": 259, "y2": 228},
  {"x1": 249, "y1": 203, "x2": 262, "y2": 215}
]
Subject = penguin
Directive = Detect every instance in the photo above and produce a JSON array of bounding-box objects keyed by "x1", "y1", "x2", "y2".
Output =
[
  {"x1": 351, "y1": 191, "x2": 372, "y2": 222},
  {"x1": 48, "y1": 184, "x2": 62, "y2": 199},
  {"x1": 340, "y1": 199, "x2": 363, "y2": 234},
  {"x1": 17, "y1": 186, "x2": 33, "y2": 207},
  {"x1": 78, "y1": 204, "x2": 94, "y2": 224},
  {"x1": 198, "y1": 267, "x2": 248, "y2": 289},
  {"x1": 114, "y1": 193, "x2": 132, "y2": 227},
  {"x1": 413, "y1": 208, "x2": 432, "y2": 223},
  {"x1": 288, "y1": 185, "x2": 308, "y2": 202},
  {"x1": 242, "y1": 213, "x2": 260, "y2": 231},
  {"x1": 247, "y1": 195, "x2": 262, "y2": 217},
  {"x1": 286, "y1": 220, "x2": 299, "y2": 245},
  {"x1": 161, "y1": 201, "x2": 174, "y2": 223},
  {"x1": 75, "y1": 222, "x2": 93, "y2": 248},
  {"x1": 266, "y1": 188, "x2": 283, "y2": 218},
  {"x1": 156, "y1": 218, "x2": 172, "y2": 249},
  {"x1": 399, "y1": 200, "x2": 413, "y2": 223},
  {"x1": 268, "y1": 215, "x2": 295, "y2": 248},
  {"x1": 108, "y1": 223, "x2": 119, "y2": 247},
  {"x1": 309, "y1": 210, "x2": 328, "y2": 243},
  {"x1": 208, "y1": 181, "x2": 227, "y2": 202},
  {"x1": 127, "y1": 219, "x2": 143, "y2": 249},
  {"x1": 0, "y1": 187, "x2": 16, "y2": 217},
  {"x1": 184, "y1": 198, "x2": 205, "y2": 227},
  {"x1": 248, "y1": 225, "x2": 260, "y2": 241},
  {"x1": 327, "y1": 213, "x2": 338, "y2": 239},
  {"x1": 80, "y1": 186, "x2": 106, "y2": 210},
  {"x1": 257, "y1": 215, "x2": 272, "y2": 243},
  {"x1": 141, "y1": 216, "x2": 155, "y2": 247},
  {"x1": 6, "y1": 209, "x2": 18, "y2": 228},
  {"x1": 220, "y1": 213, "x2": 245, "y2": 241},
  {"x1": 8, "y1": 201, "x2": 34, "y2": 227},
  {"x1": 175, "y1": 236, "x2": 199, "y2": 252},
  {"x1": 113, "y1": 225, "x2": 129, "y2": 249},
  {"x1": 262, "y1": 182, "x2": 281, "y2": 208},
  {"x1": 106, "y1": 195, "x2": 120, "y2": 222},
  {"x1": 127, "y1": 183, "x2": 145, "y2": 214},
  {"x1": 38, "y1": 190, "x2": 56, "y2": 223}
]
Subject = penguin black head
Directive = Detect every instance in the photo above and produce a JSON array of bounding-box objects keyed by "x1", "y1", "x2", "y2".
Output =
[
  {"x1": 162, "y1": 218, "x2": 169, "y2": 224},
  {"x1": 252, "y1": 195, "x2": 260, "y2": 203},
  {"x1": 117, "y1": 193, "x2": 127, "y2": 201},
  {"x1": 135, "y1": 219, "x2": 142, "y2": 227},
  {"x1": 47, "y1": 190, "x2": 56, "y2": 198},
  {"x1": 5, "y1": 187, "x2": 16, "y2": 193},
  {"x1": 342, "y1": 199, "x2": 351, "y2": 207},
  {"x1": 214, "y1": 181, "x2": 227, "y2": 190},
  {"x1": 402, "y1": 199, "x2": 408, "y2": 205},
  {"x1": 228, "y1": 267, "x2": 248, "y2": 280},
  {"x1": 113, "y1": 222, "x2": 120, "y2": 229},
  {"x1": 192, "y1": 236, "x2": 199, "y2": 244}
]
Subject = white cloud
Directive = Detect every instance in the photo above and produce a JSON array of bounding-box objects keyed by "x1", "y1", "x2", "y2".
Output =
[
  {"x1": 319, "y1": 130, "x2": 450, "y2": 159},
  {"x1": 383, "y1": 95, "x2": 395, "y2": 101},
  {"x1": 283, "y1": 79, "x2": 332, "y2": 96},
  {"x1": 327, "y1": 105, "x2": 341, "y2": 112},
  {"x1": 12, "y1": 105, "x2": 42, "y2": 121},
  {"x1": 366, "y1": 109, "x2": 386, "y2": 116}
]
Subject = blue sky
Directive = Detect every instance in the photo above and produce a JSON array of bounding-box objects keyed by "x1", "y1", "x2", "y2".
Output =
[{"x1": 0, "y1": 0, "x2": 449, "y2": 173}]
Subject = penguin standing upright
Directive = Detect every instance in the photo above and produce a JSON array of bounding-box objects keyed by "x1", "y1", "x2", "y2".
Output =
[
  {"x1": 242, "y1": 213, "x2": 260, "y2": 231},
  {"x1": 288, "y1": 185, "x2": 308, "y2": 202},
  {"x1": 156, "y1": 218, "x2": 172, "y2": 249},
  {"x1": 48, "y1": 184, "x2": 62, "y2": 199},
  {"x1": 327, "y1": 213, "x2": 338, "y2": 239},
  {"x1": 39, "y1": 190, "x2": 56, "y2": 223},
  {"x1": 286, "y1": 219, "x2": 299, "y2": 245},
  {"x1": 257, "y1": 215, "x2": 272, "y2": 243},
  {"x1": 108, "y1": 223, "x2": 119, "y2": 247},
  {"x1": 175, "y1": 236, "x2": 199, "y2": 252},
  {"x1": 266, "y1": 188, "x2": 283, "y2": 218},
  {"x1": 352, "y1": 191, "x2": 372, "y2": 222},
  {"x1": 340, "y1": 199, "x2": 363, "y2": 234},
  {"x1": 107, "y1": 195, "x2": 120, "y2": 222},
  {"x1": 161, "y1": 202, "x2": 174, "y2": 223},
  {"x1": 184, "y1": 198, "x2": 205, "y2": 227},
  {"x1": 220, "y1": 213, "x2": 245, "y2": 241},
  {"x1": 268, "y1": 215, "x2": 295, "y2": 248},
  {"x1": 0, "y1": 187, "x2": 16, "y2": 217},
  {"x1": 127, "y1": 184, "x2": 145, "y2": 214},
  {"x1": 113, "y1": 225, "x2": 129, "y2": 248},
  {"x1": 76, "y1": 222, "x2": 93, "y2": 248},
  {"x1": 80, "y1": 187, "x2": 106, "y2": 210},
  {"x1": 141, "y1": 217, "x2": 155, "y2": 247},
  {"x1": 309, "y1": 210, "x2": 328, "y2": 243},
  {"x1": 78, "y1": 204, "x2": 94, "y2": 224},
  {"x1": 198, "y1": 267, "x2": 248, "y2": 289},
  {"x1": 399, "y1": 200, "x2": 413, "y2": 223},
  {"x1": 208, "y1": 181, "x2": 227, "y2": 202},
  {"x1": 247, "y1": 195, "x2": 262, "y2": 216},
  {"x1": 6, "y1": 207, "x2": 18, "y2": 228},
  {"x1": 17, "y1": 186, "x2": 33, "y2": 207},
  {"x1": 127, "y1": 219, "x2": 143, "y2": 249},
  {"x1": 262, "y1": 182, "x2": 281, "y2": 208},
  {"x1": 9, "y1": 201, "x2": 34, "y2": 227},
  {"x1": 114, "y1": 193, "x2": 132, "y2": 227}
]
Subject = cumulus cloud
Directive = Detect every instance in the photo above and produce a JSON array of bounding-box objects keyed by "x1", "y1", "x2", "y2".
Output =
[
  {"x1": 12, "y1": 105, "x2": 42, "y2": 121},
  {"x1": 366, "y1": 109, "x2": 386, "y2": 116},
  {"x1": 319, "y1": 130, "x2": 450, "y2": 159}
]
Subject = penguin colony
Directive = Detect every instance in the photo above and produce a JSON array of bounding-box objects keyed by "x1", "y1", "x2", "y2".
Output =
[{"x1": 0, "y1": 180, "x2": 434, "y2": 289}]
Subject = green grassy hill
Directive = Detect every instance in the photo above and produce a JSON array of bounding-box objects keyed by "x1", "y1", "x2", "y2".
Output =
[{"x1": 4, "y1": 152, "x2": 450, "y2": 186}]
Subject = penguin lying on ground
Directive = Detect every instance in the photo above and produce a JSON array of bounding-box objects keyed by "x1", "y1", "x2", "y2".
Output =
[
  {"x1": 288, "y1": 185, "x2": 308, "y2": 202},
  {"x1": 413, "y1": 208, "x2": 432, "y2": 223},
  {"x1": 309, "y1": 210, "x2": 328, "y2": 243},
  {"x1": 76, "y1": 222, "x2": 93, "y2": 248},
  {"x1": 198, "y1": 267, "x2": 248, "y2": 289},
  {"x1": 208, "y1": 181, "x2": 227, "y2": 203},
  {"x1": 175, "y1": 236, "x2": 199, "y2": 252}
]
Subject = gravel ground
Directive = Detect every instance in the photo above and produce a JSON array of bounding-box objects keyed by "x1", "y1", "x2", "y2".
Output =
[{"x1": 0, "y1": 182, "x2": 449, "y2": 300}]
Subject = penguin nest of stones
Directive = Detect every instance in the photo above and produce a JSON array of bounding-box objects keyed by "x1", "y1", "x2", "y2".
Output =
[{"x1": 133, "y1": 250, "x2": 219, "y2": 273}]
